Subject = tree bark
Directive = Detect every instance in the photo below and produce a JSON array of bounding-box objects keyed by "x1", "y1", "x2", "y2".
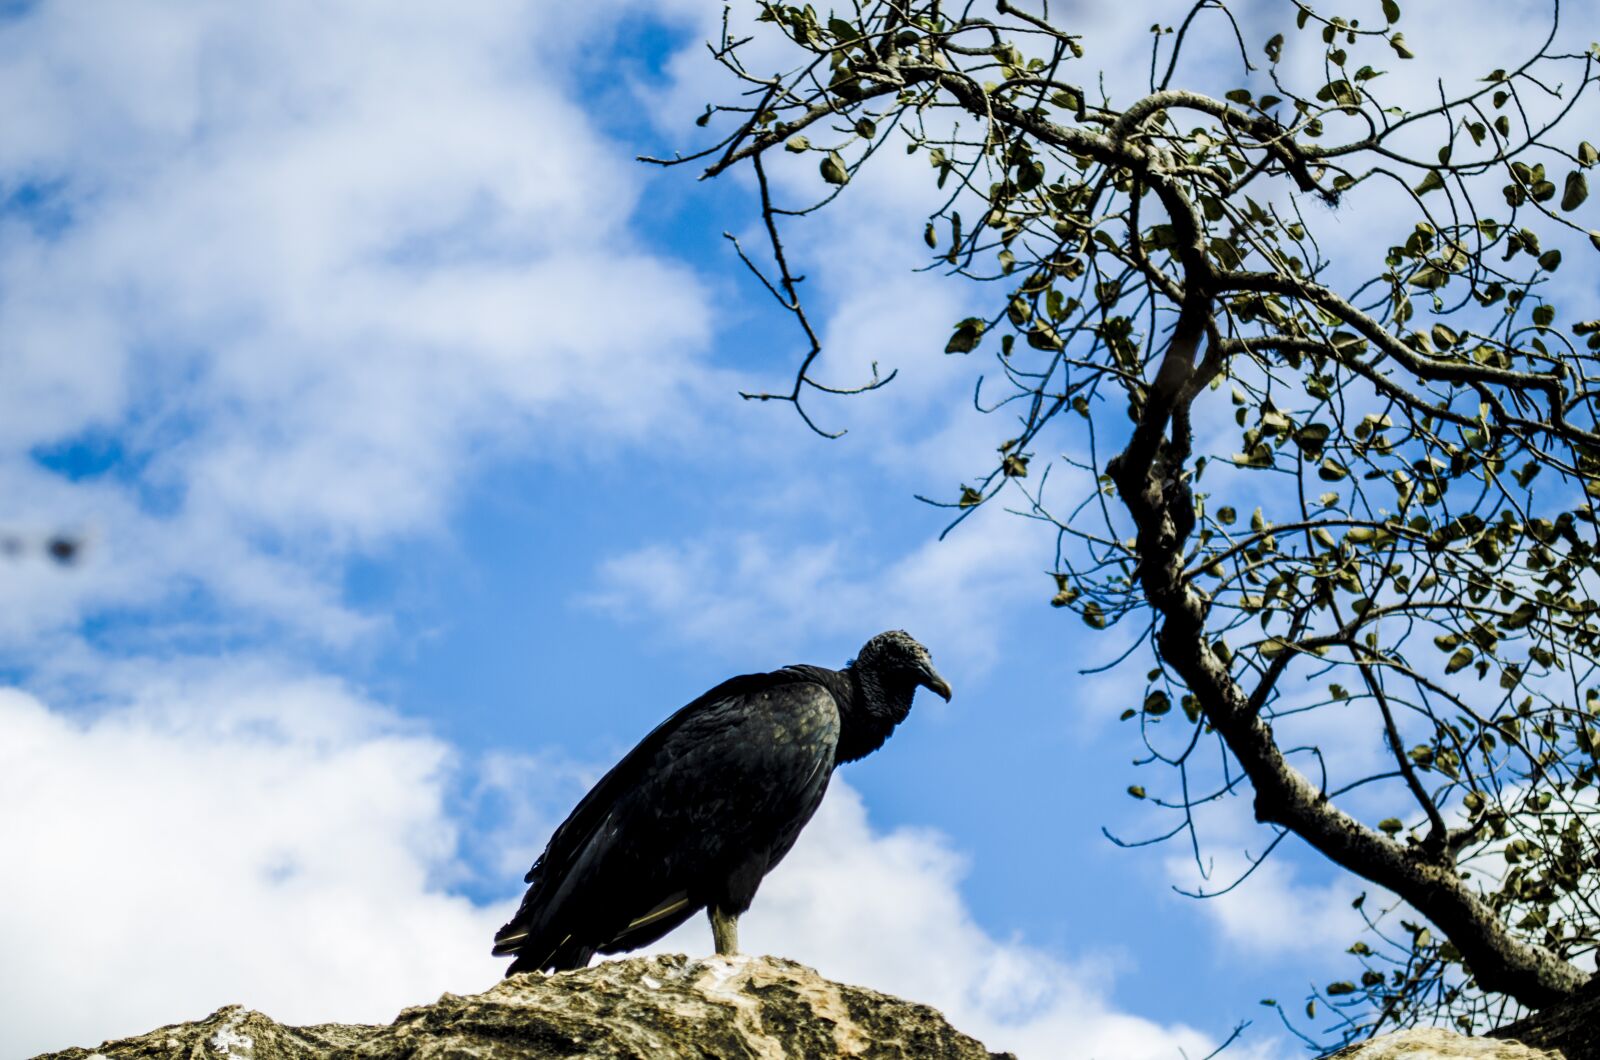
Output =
[{"x1": 1104, "y1": 301, "x2": 1587, "y2": 1009}]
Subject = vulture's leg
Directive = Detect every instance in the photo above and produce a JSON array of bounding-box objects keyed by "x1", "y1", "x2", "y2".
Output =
[{"x1": 709, "y1": 906, "x2": 739, "y2": 956}]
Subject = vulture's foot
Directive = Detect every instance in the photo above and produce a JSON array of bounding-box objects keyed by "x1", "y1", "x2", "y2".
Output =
[{"x1": 710, "y1": 906, "x2": 739, "y2": 956}]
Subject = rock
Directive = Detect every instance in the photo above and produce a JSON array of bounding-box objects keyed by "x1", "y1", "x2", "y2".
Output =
[
  {"x1": 31, "y1": 954, "x2": 1015, "y2": 1060},
  {"x1": 1324, "y1": 1027, "x2": 1561, "y2": 1059}
]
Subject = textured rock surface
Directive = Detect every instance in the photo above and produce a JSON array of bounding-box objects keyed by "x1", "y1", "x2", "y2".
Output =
[
  {"x1": 32, "y1": 954, "x2": 1015, "y2": 1060},
  {"x1": 1325, "y1": 1027, "x2": 1563, "y2": 1058}
]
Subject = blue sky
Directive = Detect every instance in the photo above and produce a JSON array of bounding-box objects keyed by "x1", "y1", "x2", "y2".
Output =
[{"x1": 1, "y1": 2, "x2": 1590, "y2": 1057}]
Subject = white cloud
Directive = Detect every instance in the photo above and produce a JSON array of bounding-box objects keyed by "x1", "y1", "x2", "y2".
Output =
[
  {"x1": 0, "y1": 0, "x2": 716, "y2": 645},
  {"x1": 589, "y1": 502, "x2": 1055, "y2": 672},
  {"x1": 1178, "y1": 845, "x2": 1365, "y2": 962},
  {"x1": 1152, "y1": 792, "x2": 1367, "y2": 961},
  {"x1": 0, "y1": 667, "x2": 507, "y2": 1060}
]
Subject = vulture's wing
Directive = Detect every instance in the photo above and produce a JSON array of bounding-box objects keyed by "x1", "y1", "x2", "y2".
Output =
[
  {"x1": 518, "y1": 672, "x2": 779, "y2": 887},
  {"x1": 493, "y1": 669, "x2": 836, "y2": 971}
]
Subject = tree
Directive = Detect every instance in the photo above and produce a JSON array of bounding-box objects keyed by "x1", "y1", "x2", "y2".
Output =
[{"x1": 651, "y1": 0, "x2": 1600, "y2": 1046}]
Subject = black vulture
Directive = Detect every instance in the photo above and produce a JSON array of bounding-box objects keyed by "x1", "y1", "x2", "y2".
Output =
[{"x1": 492, "y1": 630, "x2": 952, "y2": 974}]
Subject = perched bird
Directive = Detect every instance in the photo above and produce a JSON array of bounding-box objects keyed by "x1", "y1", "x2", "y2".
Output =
[{"x1": 493, "y1": 630, "x2": 952, "y2": 974}]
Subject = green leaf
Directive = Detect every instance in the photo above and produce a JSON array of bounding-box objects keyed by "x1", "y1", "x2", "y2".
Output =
[
  {"x1": 1319, "y1": 458, "x2": 1350, "y2": 481},
  {"x1": 1377, "y1": 818, "x2": 1404, "y2": 836},
  {"x1": 1580, "y1": 141, "x2": 1599, "y2": 167},
  {"x1": 785, "y1": 134, "x2": 811, "y2": 153},
  {"x1": 1414, "y1": 170, "x2": 1445, "y2": 196},
  {"x1": 854, "y1": 117, "x2": 877, "y2": 139},
  {"x1": 924, "y1": 222, "x2": 937, "y2": 248},
  {"x1": 1294, "y1": 423, "x2": 1331, "y2": 453},
  {"x1": 1446, "y1": 646, "x2": 1474, "y2": 674},
  {"x1": 1389, "y1": 33, "x2": 1414, "y2": 59},
  {"x1": 1006, "y1": 297, "x2": 1031, "y2": 327},
  {"x1": 1225, "y1": 88, "x2": 1252, "y2": 104},
  {"x1": 1539, "y1": 249, "x2": 1562, "y2": 272},
  {"x1": 1382, "y1": 0, "x2": 1400, "y2": 21},
  {"x1": 1144, "y1": 690, "x2": 1171, "y2": 716},
  {"x1": 1533, "y1": 304, "x2": 1555, "y2": 328},
  {"x1": 1330, "y1": 331, "x2": 1369, "y2": 356},
  {"x1": 1127, "y1": 785, "x2": 1146, "y2": 799},
  {"x1": 820, "y1": 151, "x2": 849, "y2": 185},
  {"x1": 1591, "y1": 231, "x2": 1600, "y2": 253},
  {"x1": 1026, "y1": 322, "x2": 1064, "y2": 351},
  {"x1": 945, "y1": 318, "x2": 985, "y2": 353},
  {"x1": 1315, "y1": 79, "x2": 1359, "y2": 107},
  {"x1": 1563, "y1": 170, "x2": 1589, "y2": 211},
  {"x1": 1326, "y1": 981, "x2": 1358, "y2": 996},
  {"x1": 1409, "y1": 265, "x2": 1449, "y2": 289}
]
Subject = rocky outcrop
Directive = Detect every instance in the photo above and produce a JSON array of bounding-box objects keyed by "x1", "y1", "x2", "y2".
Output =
[
  {"x1": 32, "y1": 954, "x2": 1014, "y2": 1060},
  {"x1": 1326, "y1": 1027, "x2": 1562, "y2": 1059},
  {"x1": 34, "y1": 951, "x2": 1596, "y2": 1060}
]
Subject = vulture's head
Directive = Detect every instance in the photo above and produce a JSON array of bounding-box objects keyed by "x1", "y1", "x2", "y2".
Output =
[{"x1": 854, "y1": 630, "x2": 953, "y2": 702}]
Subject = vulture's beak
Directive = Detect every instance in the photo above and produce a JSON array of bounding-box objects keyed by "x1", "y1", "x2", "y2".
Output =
[{"x1": 919, "y1": 664, "x2": 953, "y2": 702}]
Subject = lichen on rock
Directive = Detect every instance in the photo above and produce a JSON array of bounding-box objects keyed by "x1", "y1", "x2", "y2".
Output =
[
  {"x1": 1324, "y1": 1026, "x2": 1563, "y2": 1059},
  {"x1": 32, "y1": 954, "x2": 1015, "y2": 1060}
]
